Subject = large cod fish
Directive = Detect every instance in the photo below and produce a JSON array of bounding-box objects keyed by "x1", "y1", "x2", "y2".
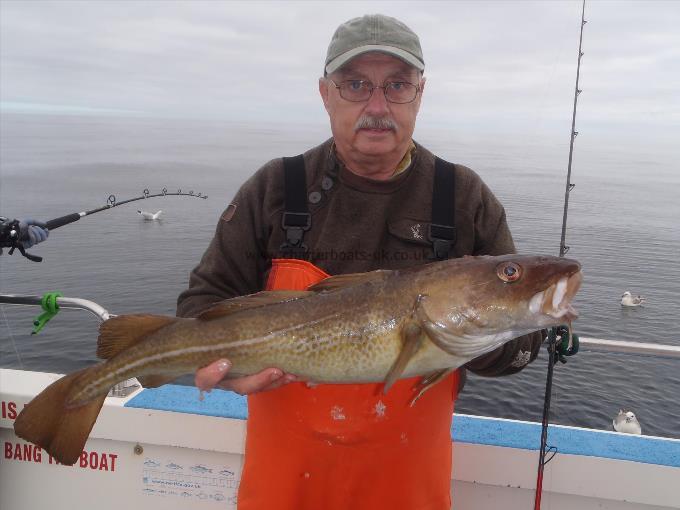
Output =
[{"x1": 14, "y1": 254, "x2": 581, "y2": 465}]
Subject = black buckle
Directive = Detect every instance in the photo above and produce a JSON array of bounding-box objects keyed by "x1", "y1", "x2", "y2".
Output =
[
  {"x1": 430, "y1": 239, "x2": 450, "y2": 260},
  {"x1": 281, "y1": 212, "x2": 311, "y2": 253},
  {"x1": 429, "y1": 223, "x2": 457, "y2": 260}
]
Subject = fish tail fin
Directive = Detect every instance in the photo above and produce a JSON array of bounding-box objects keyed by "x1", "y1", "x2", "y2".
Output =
[
  {"x1": 14, "y1": 367, "x2": 107, "y2": 465},
  {"x1": 97, "y1": 314, "x2": 179, "y2": 359}
]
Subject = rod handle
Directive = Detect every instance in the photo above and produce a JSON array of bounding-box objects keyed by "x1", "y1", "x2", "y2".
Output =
[{"x1": 46, "y1": 213, "x2": 81, "y2": 230}]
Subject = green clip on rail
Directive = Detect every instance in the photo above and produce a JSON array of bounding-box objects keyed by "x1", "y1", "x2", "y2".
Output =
[
  {"x1": 32, "y1": 291, "x2": 63, "y2": 335},
  {"x1": 550, "y1": 325, "x2": 580, "y2": 364}
]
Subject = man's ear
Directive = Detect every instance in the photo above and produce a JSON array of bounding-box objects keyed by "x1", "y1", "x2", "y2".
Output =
[
  {"x1": 414, "y1": 75, "x2": 426, "y2": 111},
  {"x1": 319, "y1": 77, "x2": 331, "y2": 114}
]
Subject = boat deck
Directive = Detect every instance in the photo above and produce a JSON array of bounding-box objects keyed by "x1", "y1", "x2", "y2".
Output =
[{"x1": 2, "y1": 369, "x2": 679, "y2": 509}]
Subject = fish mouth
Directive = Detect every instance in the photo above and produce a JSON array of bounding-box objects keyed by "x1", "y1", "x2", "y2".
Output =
[{"x1": 529, "y1": 270, "x2": 583, "y2": 322}]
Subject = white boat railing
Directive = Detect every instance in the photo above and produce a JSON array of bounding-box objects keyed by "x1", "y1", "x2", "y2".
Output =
[
  {"x1": 0, "y1": 293, "x2": 112, "y2": 321},
  {"x1": 579, "y1": 336, "x2": 680, "y2": 359},
  {"x1": 0, "y1": 293, "x2": 138, "y2": 396}
]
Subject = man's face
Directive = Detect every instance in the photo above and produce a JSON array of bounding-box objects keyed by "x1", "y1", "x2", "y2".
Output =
[{"x1": 319, "y1": 52, "x2": 425, "y2": 162}]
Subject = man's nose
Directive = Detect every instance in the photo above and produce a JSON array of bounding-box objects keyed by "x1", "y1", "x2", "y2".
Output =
[{"x1": 364, "y1": 87, "x2": 390, "y2": 115}]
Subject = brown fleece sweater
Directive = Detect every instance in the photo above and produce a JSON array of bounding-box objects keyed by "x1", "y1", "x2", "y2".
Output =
[{"x1": 177, "y1": 138, "x2": 543, "y2": 377}]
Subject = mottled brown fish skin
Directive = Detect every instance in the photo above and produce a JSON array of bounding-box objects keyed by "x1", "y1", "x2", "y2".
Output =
[{"x1": 69, "y1": 254, "x2": 582, "y2": 405}]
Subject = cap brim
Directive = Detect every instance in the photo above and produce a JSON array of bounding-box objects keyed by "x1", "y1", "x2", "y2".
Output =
[{"x1": 325, "y1": 44, "x2": 424, "y2": 74}]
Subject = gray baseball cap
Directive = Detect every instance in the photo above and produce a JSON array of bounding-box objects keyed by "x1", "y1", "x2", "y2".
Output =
[{"x1": 325, "y1": 14, "x2": 424, "y2": 75}]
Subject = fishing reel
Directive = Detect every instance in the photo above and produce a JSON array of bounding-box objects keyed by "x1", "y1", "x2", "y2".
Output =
[
  {"x1": 0, "y1": 218, "x2": 43, "y2": 262},
  {"x1": 548, "y1": 325, "x2": 580, "y2": 364}
]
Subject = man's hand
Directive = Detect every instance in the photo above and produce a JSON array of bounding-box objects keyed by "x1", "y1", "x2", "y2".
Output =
[
  {"x1": 195, "y1": 359, "x2": 298, "y2": 395},
  {"x1": 19, "y1": 219, "x2": 49, "y2": 248}
]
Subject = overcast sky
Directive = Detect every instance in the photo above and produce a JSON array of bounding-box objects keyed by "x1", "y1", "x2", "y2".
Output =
[{"x1": 1, "y1": 1, "x2": 679, "y2": 151}]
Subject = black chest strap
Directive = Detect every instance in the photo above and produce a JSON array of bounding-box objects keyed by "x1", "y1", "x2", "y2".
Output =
[
  {"x1": 280, "y1": 153, "x2": 455, "y2": 260},
  {"x1": 280, "y1": 155, "x2": 310, "y2": 258},
  {"x1": 430, "y1": 157, "x2": 457, "y2": 260}
]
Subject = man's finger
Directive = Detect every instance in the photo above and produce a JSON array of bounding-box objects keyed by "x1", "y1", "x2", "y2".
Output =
[
  {"x1": 26, "y1": 228, "x2": 37, "y2": 247},
  {"x1": 195, "y1": 359, "x2": 232, "y2": 392},
  {"x1": 218, "y1": 368, "x2": 285, "y2": 395},
  {"x1": 22, "y1": 225, "x2": 48, "y2": 248},
  {"x1": 254, "y1": 373, "x2": 299, "y2": 393},
  {"x1": 30, "y1": 226, "x2": 47, "y2": 243},
  {"x1": 26, "y1": 219, "x2": 47, "y2": 228}
]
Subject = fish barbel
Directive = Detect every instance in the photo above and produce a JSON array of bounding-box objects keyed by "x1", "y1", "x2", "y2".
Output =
[{"x1": 14, "y1": 254, "x2": 582, "y2": 464}]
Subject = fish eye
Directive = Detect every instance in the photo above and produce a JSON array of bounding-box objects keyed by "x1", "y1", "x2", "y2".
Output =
[{"x1": 496, "y1": 262, "x2": 522, "y2": 283}]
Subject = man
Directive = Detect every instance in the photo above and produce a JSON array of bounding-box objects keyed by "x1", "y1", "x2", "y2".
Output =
[{"x1": 178, "y1": 14, "x2": 543, "y2": 510}]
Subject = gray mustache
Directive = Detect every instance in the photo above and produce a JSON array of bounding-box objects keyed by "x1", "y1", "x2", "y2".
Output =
[{"x1": 354, "y1": 116, "x2": 397, "y2": 131}]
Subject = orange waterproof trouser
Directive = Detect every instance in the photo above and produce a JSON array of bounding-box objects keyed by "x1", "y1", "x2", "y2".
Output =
[{"x1": 237, "y1": 259, "x2": 458, "y2": 510}]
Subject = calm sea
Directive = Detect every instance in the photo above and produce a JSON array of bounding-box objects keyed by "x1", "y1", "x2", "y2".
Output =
[{"x1": 1, "y1": 112, "x2": 679, "y2": 438}]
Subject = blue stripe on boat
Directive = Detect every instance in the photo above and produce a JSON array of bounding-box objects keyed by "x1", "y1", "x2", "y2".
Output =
[{"x1": 126, "y1": 384, "x2": 680, "y2": 468}]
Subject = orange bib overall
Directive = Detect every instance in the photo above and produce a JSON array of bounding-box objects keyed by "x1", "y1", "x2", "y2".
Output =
[{"x1": 236, "y1": 259, "x2": 459, "y2": 510}]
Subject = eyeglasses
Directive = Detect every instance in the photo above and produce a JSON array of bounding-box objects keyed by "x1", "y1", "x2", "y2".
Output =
[{"x1": 328, "y1": 79, "x2": 420, "y2": 104}]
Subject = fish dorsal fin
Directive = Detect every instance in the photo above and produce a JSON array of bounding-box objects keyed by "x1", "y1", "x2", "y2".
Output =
[
  {"x1": 308, "y1": 269, "x2": 393, "y2": 292},
  {"x1": 97, "y1": 314, "x2": 178, "y2": 360},
  {"x1": 197, "y1": 291, "x2": 314, "y2": 321}
]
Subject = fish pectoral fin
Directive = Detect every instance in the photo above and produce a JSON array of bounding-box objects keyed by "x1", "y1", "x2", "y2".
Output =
[
  {"x1": 415, "y1": 297, "x2": 495, "y2": 358},
  {"x1": 307, "y1": 269, "x2": 393, "y2": 292},
  {"x1": 410, "y1": 369, "x2": 455, "y2": 406},
  {"x1": 383, "y1": 320, "x2": 423, "y2": 393},
  {"x1": 197, "y1": 291, "x2": 313, "y2": 321},
  {"x1": 422, "y1": 318, "x2": 504, "y2": 358},
  {"x1": 97, "y1": 314, "x2": 179, "y2": 359},
  {"x1": 14, "y1": 367, "x2": 107, "y2": 466},
  {"x1": 137, "y1": 374, "x2": 178, "y2": 389},
  {"x1": 414, "y1": 295, "x2": 459, "y2": 355}
]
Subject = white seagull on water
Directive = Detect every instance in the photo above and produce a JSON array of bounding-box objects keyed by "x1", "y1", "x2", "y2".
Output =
[
  {"x1": 137, "y1": 210, "x2": 163, "y2": 221},
  {"x1": 612, "y1": 409, "x2": 642, "y2": 435},
  {"x1": 621, "y1": 291, "x2": 645, "y2": 307}
]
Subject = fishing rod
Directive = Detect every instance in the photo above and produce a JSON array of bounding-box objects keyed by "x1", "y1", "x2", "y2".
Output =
[
  {"x1": 535, "y1": 2, "x2": 587, "y2": 510},
  {"x1": 558, "y1": 0, "x2": 586, "y2": 257},
  {"x1": 0, "y1": 187, "x2": 208, "y2": 262},
  {"x1": 44, "y1": 187, "x2": 208, "y2": 231}
]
